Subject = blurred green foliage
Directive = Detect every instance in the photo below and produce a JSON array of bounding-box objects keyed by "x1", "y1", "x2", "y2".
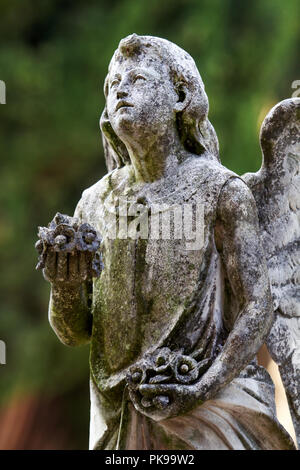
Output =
[{"x1": 0, "y1": 0, "x2": 299, "y2": 447}]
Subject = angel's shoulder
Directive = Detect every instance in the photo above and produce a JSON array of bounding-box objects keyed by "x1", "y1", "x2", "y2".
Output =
[
  {"x1": 74, "y1": 166, "x2": 130, "y2": 221},
  {"x1": 217, "y1": 177, "x2": 258, "y2": 224}
]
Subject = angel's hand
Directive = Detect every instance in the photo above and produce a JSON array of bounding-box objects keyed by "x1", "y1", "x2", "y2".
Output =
[
  {"x1": 126, "y1": 347, "x2": 213, "y2": 420},
  {"x1": 35, "y1": 212, "x2": 102, "y2": 285},
  {"x1": 128, "y1": 382, "x2": 205, "y2": 421},
  {"x1": 39, "y1": 249, "x2": 98, "y2": 285}
]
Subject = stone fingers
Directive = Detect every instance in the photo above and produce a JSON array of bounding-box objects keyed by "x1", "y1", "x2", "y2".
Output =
[
  {"x1": 56, "y1": 252, "x2": 68, "y2": 281},
  {"x1": 78, "y1": 251, "x2": 93, "y2": 281},
  {"x1": 68, "y1": 253, "x2": 79, "y2": 281},
  {"x1": 69, "y1": 251, "x2": 93, "y2": 282},
  {"x1": 43, "y1": 250, "x2": 57, "y2": 282},
  {"x1": 43, "y1": 248, "x2": 96, "y2": 283}
]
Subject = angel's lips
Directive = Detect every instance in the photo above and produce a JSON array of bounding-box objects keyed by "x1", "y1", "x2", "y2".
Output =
[{"x1": 116, "y1": 101, "x2": 134, "y2": 111}]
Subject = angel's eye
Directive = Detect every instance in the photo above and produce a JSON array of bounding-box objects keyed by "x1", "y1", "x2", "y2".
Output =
[
  {"x1": 110, "y1": 79, "x2": 120, "y2": 88},
  {"x1": 133, "y1": 75, "x2": 146, "y2": 83}
]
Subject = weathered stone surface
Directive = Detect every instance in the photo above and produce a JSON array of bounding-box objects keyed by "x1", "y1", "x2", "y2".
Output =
[
  {"x1": 243, "y1": 97, "x2": 300, "y2": 448},
  {"x1": 36, "y1": 34, "x2": 299, "y2": 450}
]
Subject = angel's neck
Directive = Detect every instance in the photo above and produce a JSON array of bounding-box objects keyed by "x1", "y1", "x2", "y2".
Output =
[{"x1": 124, "y1": 128, "x2": 187, "y2": 183}]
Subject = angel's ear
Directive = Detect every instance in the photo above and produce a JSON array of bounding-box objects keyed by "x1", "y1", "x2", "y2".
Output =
[{"x1": 174, "y1": 83, "x2": 192, "y2": 113}]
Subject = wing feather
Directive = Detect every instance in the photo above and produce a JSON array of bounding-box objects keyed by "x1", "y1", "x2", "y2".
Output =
[{"x1": 243, "y1": 98, "x2": 300, "y2": 447}]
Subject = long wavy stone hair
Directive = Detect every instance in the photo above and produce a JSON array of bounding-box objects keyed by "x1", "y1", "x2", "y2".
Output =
[{"x1": 100, "y1": 34, "x2": 220, "y2": 171}]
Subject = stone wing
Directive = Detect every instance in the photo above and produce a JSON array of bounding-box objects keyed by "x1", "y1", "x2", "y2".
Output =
[{"x1": 243, "y1": 98, "x2": 300, "y2": 447}]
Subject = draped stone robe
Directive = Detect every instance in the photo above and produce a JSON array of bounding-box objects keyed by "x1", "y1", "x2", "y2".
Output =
[{"x1": 74, "y1": 155, "x2": 295, "y2": 450}]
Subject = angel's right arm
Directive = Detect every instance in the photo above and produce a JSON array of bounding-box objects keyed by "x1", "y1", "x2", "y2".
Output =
[
  {"x1": 49, "y1": 281, "x2": 92, "y2": 346},
  {"x1": 48, "y1": 197, "x2": 93, "y2": 346}
]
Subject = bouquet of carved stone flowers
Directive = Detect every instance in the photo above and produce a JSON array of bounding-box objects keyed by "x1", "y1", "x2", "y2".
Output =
[{"x1": 35, "y1": 212, "x2": 102, "y2": 281}]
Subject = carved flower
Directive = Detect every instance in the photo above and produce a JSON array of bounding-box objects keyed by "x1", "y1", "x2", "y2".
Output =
[
  {"x1": 49, "y1": 212, "x2": 79, "y2": 231},
  {"x1": 76, "y1": 223, "x2": 101, "y2": 252},
  {"x1": 173, "y1": 354, "x2": 199, "y2": 384},
  {"x1": 145, "y1": 348, "x2": 174, "y2": 384},
  {"x1": 37, "y1": 226, "x2": 54, "y2": 246},
  {"x1": 151, "y1": 347, "x2": 173, "y2": 373},
  {"x1": 52, "y1": 224, "x2": 76, "y2": 252},
  {"x1": 127, "y1": 364, "x2": 148, "y2": 389}
]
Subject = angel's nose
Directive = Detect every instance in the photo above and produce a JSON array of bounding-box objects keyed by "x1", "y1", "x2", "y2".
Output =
[{"x1": 117, "y1": 90, "x2": 128, "y2": 99}]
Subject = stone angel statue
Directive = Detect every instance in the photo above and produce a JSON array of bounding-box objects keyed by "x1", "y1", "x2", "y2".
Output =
[{"x1": 35, "y1": 34, "x2": 299, "y2": 450}]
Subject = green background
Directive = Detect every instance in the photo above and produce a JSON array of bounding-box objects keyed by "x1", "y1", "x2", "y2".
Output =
[{"x1": 0, "y1": 0, "x2": 299, "y2": 449}]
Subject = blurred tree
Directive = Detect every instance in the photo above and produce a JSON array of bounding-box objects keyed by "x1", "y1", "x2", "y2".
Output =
[{"x1": 0, "y1": 0, "x2": 299, "y2": 448}]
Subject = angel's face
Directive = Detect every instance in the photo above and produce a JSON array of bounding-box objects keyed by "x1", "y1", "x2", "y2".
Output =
[{"x1": 105, "y1": 57, "x2": 178, "y2": 143}]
